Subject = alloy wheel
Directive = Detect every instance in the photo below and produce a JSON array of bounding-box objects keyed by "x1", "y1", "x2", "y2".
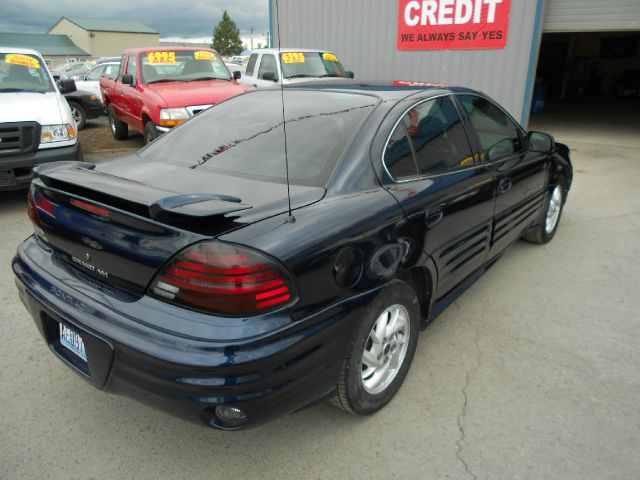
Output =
[
  {"x1": 361, "y1": 304, "x2": 410, "y2": 395},
  {"x1": 545, "y1": 185, "x2": 563, "y2": 233}
]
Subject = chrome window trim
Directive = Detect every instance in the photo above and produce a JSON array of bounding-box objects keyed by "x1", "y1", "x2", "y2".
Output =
[{"x1": 381, "y1": 93, "x2": 482, "y2": 184}]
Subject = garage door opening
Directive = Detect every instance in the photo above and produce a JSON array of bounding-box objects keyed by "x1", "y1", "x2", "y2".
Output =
[{"x1": 529, "y1": 31, "x2": 640, "y2": 148}]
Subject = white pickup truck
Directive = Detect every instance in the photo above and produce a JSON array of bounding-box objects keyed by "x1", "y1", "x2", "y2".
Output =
[
  {"x1": 0, "y1": 47, "x2": 81, "y2": 190},
  {"x1": 239, "y1": 48, "x2": 354, "y2": 88}
]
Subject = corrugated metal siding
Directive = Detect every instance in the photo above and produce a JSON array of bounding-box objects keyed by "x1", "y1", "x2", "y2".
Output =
[
  {"x1": 271, "y1": 0, "x2": 541, "y2": 124},
  {"x1": 544, "y1": 0, "x2": 640, "y2": 32}
]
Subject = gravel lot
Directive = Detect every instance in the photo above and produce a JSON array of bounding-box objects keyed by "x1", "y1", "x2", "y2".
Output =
[{"x1": 1, "y1": 116, "x2": 639, "y2": 479}]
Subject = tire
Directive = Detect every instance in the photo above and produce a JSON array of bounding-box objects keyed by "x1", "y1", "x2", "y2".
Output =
[
  {"x1": 523, "y1": 179, "x2": 566, "y2": 244},
  {"x1": 108, "y1": 105, "x2": 128, "y2": 140},
  {"x1": 331, "y1": 280, "x2": 420, "y2": 415},
  {"x1": 68, "y1": 101, "x2": 86, "y2": 130},
  {"x1": 144, "y1": 121, "x2": 158, "y2": 145}
]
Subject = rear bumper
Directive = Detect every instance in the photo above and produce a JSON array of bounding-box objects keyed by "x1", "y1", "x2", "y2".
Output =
[
  {"x1": 0, "y1": 143, "x2": 83, "y2": 191},
  {"x1": 13, "y1": 236, "x2": 374, "y2": 429}
]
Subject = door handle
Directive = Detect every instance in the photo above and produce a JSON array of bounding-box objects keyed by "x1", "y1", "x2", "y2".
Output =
[
  {"x1": 425, "y1": 208, "x2": 444, "y2": 228},
  {"x1": 498, "y1": 178, "x2": 512, "y2": 195}
]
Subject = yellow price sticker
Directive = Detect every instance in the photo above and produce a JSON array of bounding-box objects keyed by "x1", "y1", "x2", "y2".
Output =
[
  {"x1": 281, "y1": 52, "x2": 305, "y2": 64},
  {"x1": 5, "y1": 54, "x2": 40, "y2": 69},
  {"x1": 322, "y1": 53, "x2": 338, "y2": 62},
  {"x1": 147, "y1": 51, "x2": 176, "y2": 64},
  {"x1": 194, "y1": 51, "x2": 216, "y2": 60}
]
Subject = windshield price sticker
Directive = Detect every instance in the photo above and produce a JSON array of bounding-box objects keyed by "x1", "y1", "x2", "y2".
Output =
[
  {"x1": 194, "y1": 51, "x2": 216, "y2": 60},
  {"x1": 5, "y1": 54, "x2": 40, "y2": 69},
  {"x1": 282, "y1": 52, "x2": 305, "y2": 64},
  {"x1": 322, "y1": 53, "x2": 339, "y2": 62},
  {"x1": 147, "y1": 51, "x2": 176, "y2": 64}
]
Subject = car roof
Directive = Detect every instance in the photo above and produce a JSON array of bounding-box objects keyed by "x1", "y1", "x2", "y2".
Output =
[
  {"x1": 125, "y1": 46, "x2": 218, "y2": 54},
  {"x1": 251, "y1": 48, "x2": 334, "y2": 54},
  {"x1": 0, "y1": 46, "x2": 43, "y2": 58},
  {"x1": 280, "y1": 80, "x2": 480, "y2": 101}
]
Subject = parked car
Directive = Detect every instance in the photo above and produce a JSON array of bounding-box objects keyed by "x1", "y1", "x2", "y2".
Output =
[
  {"x1": 100, "y1": 47, "x2": 252, "y2": 144},
  {"x1": 57, "y1": 61, "x2": 95, "y2": 80},
  {"x1": 63, "y1": 89, "x2": 104, "y2": 130},
  {"x1": 14, "y1": 82, "x2": 572, "y2": 429},
  {"x1": 225, "y1": 62, "x2": 243, "y2": 77},
  {"x1": 74, "y1": 61, "x2": 119, "y2": 102},
  {"x1": 240, "y1": 48, "x2": 354, "y2": 88},
  {"x1": 0, "y1": 47, "x2": 81, "y2": 191}
]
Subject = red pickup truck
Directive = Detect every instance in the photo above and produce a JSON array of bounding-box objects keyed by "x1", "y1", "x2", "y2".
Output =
[{"x1": 101, "y1": 47, "x2": 252, "y2": 144}]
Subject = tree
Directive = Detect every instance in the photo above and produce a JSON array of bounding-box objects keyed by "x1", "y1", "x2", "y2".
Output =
[{"x1": 211, "y1": 11, "x2": 244, "y2": 56}]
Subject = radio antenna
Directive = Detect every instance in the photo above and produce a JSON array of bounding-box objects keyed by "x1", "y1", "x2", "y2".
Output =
[{"x1": 275, "y1": 0, "x2": 294, "y2": 222}]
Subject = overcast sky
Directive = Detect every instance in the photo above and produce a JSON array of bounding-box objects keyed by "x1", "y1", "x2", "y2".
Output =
[{"x1": 0, "y1": 0, "x2": 270, "y2": 46}]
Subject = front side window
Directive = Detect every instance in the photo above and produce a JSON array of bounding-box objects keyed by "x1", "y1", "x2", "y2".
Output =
[
  {"x1": 258, "y1": 54, "x2": 277, "y2": 80},
  {"x1": 85, "y1": 64, "x2": 106, "y2": 81},
  {"x1": 384, "y1": 96, "x2": 473, "y2": 180},
  {"x1": 126, "y1": 55, "x2": 137, "y2": 84},
  {"x1": 103, "y1": 64, "x2": 119, "y2": 79},
  {"x1": 457, "y1": 95, "x2": 524, "y2": 162},
  {"x1": 0, "y1": 52, "x2": 54, "y2": 93}
]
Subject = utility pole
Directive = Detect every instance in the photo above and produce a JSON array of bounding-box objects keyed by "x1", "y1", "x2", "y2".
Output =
[{"x1": 249, "y1": 26, "x2": 256, "y2": 51}]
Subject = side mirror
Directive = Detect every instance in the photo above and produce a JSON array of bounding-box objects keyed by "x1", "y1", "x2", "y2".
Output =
[
  {"x1": 233, "y1": 70, "x2": 242, "y2": 80},
  {"x1": 122, "y1": 74, "x2": 134, "y2": 85},
  {"x1": 346, "y1": 71, "x2": 355, "y2": 79},
  {"x1": 262, "y1": 71, "x2": 278, "y2": 82},
  {"x1": 528, "y1": 131, "x2": 555, "y2": 153},
  {"x1": 58, "y1": 79, "x2": 77, "y2": 94}
]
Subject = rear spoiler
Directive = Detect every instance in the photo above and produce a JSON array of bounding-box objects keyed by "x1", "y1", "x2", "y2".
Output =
[{"x1": 34, "y1": 161, "x2": 251, "y2": 221}]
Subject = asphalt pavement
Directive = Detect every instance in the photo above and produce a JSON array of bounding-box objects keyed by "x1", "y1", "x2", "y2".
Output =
[{"x1": 0, "y1": 122, "x2": 639, "y2": 479}]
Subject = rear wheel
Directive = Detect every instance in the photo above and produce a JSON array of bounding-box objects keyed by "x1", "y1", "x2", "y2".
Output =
[
  {"x1": 523, "y1": 180, "x2": 565, "y2": 244},
  {"x1": 108, "y1": 105, "x2": 128, "y2": 140},
  {"x1": 144, "y1": 121, "x2": 158, "y2": 144},
  {"x1": 68, "y1": 101, "x2": 86, "y2": 130},
  {"x1": 331, "y1": 281, "x2": 420, "y2": 415}
]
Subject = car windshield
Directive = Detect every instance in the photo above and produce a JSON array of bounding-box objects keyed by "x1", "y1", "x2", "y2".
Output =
[
  {"x1": 0, "y1": 53, "x2": 54, "y2": 93},
  {"x1": 140, "y1": 50, "x2": 231, "y2": 84},
  {"x1": 280, "y1": 52, "x2": 349, "y2": 79},
  {"x1": 139, "y1": 90, "x2": 378, "y2": 187}
]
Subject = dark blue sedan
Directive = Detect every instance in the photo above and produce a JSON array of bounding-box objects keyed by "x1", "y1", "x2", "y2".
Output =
[{"x1": 13, "y1": 82, "x2": 572, "y2": 429}]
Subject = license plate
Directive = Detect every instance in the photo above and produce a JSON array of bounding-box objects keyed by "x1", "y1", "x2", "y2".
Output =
[
  {"x1": 59, "y1": 323, "x2": 87, "y2": 362},
  {"x1": 0, "y1": 169, "x2": 15, "y2": 187}
]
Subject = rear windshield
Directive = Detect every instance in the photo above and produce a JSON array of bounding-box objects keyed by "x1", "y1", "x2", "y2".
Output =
[
  {"x1": 139, "y1": 90, "x2": 378, "y2": 187},
  {"x1": 0, "y1": 53, "x2": 54, "y2": 93},
  {"x1": 140, "y1": 50, "x2": 230, "y2": 84},
  {"x1": 280, "y1": 52, "x2": 348, "y2": 79}
]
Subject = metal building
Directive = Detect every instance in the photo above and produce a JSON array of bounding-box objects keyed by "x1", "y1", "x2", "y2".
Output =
[{"x1": 269, "y1": 0, "x2": 640, "y2": 126}]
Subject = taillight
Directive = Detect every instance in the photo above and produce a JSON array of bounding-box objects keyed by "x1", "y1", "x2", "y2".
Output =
[
  {"x1": 149, "y1": 241, "x2": 296, "y2": 316},
  {"x1": 26, "y1": 188, "x2": 40, "y2": 226}
]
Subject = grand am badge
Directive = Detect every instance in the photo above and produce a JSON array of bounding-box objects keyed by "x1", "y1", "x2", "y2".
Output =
[{"x1": 72, "y1": 256, "x2": 109, "y2": 278}]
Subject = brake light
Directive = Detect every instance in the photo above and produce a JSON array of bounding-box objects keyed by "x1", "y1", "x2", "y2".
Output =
[
  {"x1": 149, "y1": 241, "x2": 296, "y2": 316},
  {"x1": 70, "y1": 199, "x2": 110, "y2": 217},
  {"x1": 26, "y1": 188, "x2": 40, "y2": 226}
]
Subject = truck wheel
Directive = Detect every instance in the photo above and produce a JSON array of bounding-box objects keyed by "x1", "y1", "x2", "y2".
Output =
[
  {"x1": 144, "y1": 121, "x2": 158, "y2": 144},
  {"x1": 68, "y1": 101, "x2": 86, "y2": 130},
  {"x1": 108, "y1": 105, "x2": 128, "y2": 140}
]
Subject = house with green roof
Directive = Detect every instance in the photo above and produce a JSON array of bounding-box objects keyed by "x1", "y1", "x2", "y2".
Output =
[
  {"x1": 0, "y1": 32, "x2": 90, "y2": 67},
  {"x1": 48, "y1": 16, "x2": 159, "y2": 58}
]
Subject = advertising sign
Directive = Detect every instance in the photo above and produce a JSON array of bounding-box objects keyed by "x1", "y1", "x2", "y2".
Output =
[{"x1": 398, "y1": 0, "x2": 511, "y2": 51}]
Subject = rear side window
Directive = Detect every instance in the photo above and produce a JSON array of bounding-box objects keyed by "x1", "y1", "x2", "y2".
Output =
[
  {"x1": 126, "y1": 55, "x2": 137, "y2": 83},
  {"x1": 457, "y1": 95, "x2": 523, "y2": 161},
  {"x1": 258, "y1": 54, "x2": 277, "y2": 80},
  {"x1": 245, "y1": 53, "x2": 258, "y2": 76},
  {"x1": 384, "y1": 96, "x2": 473, "y2": 179}
]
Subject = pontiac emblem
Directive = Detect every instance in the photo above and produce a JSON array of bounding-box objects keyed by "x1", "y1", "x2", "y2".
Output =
[{"x1": 84, "y1": 252, "x2": 91, "y2": 262}]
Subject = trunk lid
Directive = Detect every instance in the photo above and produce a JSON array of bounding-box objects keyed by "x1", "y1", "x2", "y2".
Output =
[{"x1": 31, "y1": 160, "x2": 324, "y2": 295}]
